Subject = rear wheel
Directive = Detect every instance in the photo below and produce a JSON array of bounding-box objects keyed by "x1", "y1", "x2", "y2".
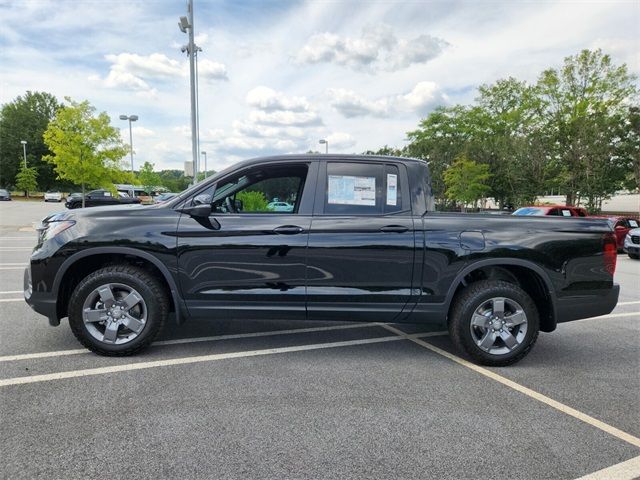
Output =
[
  {"x1": 629, "y1": 252, "x2": 639, "y2": 260},
  {"x1": 449, "y1": 280, "x2": 539, "y2": 366},
  {"x1": 68, "y1": 264, "x2": 168, "y2": 356}
]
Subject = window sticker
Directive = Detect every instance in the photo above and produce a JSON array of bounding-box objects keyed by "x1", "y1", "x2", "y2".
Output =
[
  {"x1": 328, "y1": 175, "x2": 376, "y2": 206},
  {"x1": 386, "y1": 173, "x2": 397, "y2": 206},
  {"x1": 629, "y1": 220, "x2": 638, "y2": 228},
  {"x1": 561, "y1": 210, "x2": 572, "y2": 217}
]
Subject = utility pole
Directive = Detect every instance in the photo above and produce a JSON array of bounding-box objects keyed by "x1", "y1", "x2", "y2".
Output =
[
  {"x1": 201, "y1": 151, "x2": 207, "y2": 178},
  {"x1": 20, "y1": 140, "x2": 27, "y2": 168},
  {"x1": 119, "y1": 115, "x2": 138, "y2": 173},
  {"x1": 179, "y1": 0, "x2": 198, "y2": 183}
]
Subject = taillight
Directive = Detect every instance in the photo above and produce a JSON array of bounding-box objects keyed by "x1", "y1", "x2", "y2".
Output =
[{"x1": 603, "y1": 233, "x2": 617, "y2": 276}]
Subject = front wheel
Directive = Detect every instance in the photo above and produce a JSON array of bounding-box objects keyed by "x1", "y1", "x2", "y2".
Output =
[
  {"x1": 68, "y1": 264, "x2": 168, "y2": 356},
  {"x1": 449, "y1": 280, "x2": 539, "y2": 366},
  {"x1": 629, "y1": 252, "x2": 639, "y2": 260}
]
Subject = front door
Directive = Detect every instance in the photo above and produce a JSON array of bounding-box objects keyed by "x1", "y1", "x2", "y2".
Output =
[
  {"x1": 306, "y1": 160, "x2": 416, "y2": 322},
  {"x1": 176, "y1": 161, "x2": 317, "y2": 320}
]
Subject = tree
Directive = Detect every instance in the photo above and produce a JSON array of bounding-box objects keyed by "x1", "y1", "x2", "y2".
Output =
[
  {"x1": 138, "y1": 161, "x2": 161, "y2": 194},
  {"x1": 15, "y1": 165, "x2": 38, "y2": 198},
  {"x1": 0, "y1": 91, "x2": 61, "y2": 189},
  {"x1": 443, "y1": 154, "x2": 491, "y2": 211},
  {"x1": 43, "y1": 99, "x2": 134, "y2": 207},
  {"x1": 537, "y1": 49, "x2": 637, "y2": 207},
  {"x1": 236, "y1": 191, "x2": 268, "y2": 211}
]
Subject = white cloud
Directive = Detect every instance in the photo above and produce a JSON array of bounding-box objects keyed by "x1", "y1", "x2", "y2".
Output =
[
  {"x1": 91, "y1": 52, "x2": 227, "y2": 94},
  {"x1": 132, "y1": 126, "x2": 156, "y2": 137},
  {"x1": 297, "y1": 24, "x2": 447, "y2": 71},
  {"x1": 326, "y1": 132, "x2": 356, "y2": 150},
  {"x1": 249, "y1": 110, "x2": 322, "y2": 127},
  {"x1": 327, "y1": 88, "x2": 391, "y2": 118},
  {"x1": 246, "y1": 86, "x2": 309, "y2": 112},
  {"x1": 328, "y1": 81, "x2": 447, "y2": 118}
]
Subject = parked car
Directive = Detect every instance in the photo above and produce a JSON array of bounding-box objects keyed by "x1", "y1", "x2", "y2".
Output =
[
  {"x1": 267, "y1": 201, "x2": 294, "y2": 212},
  {"x1": 44, "y1": 190, "x2": 63, "y2": 202},
  {"x1": 153, "y1": 192, "x2": 178, "y2": 204},
  {"x1": 512, "y1": 205, "x2": 588, "y2": 217},
  {"x1": 624, "y1": 227, "x2": 640, "y2": 259},
  {"x1": 65, "y1": 189, "x2": 141, "y2": 209},
  {"x1": 606, "y1": 217, "x2": 639, "y2": 252},
  {"x1": 25, "y1": 154, "x2": 619, "y2": 366},
  {"x1": 0, "y1": 189, "x2": 11, "y2": 201}
]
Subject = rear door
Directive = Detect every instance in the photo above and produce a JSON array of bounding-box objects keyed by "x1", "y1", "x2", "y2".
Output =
[{"x1": 306, "y1": 160, "x2": 415, "y2": 322}]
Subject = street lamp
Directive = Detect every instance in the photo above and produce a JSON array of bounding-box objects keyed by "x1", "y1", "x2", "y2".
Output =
[
  {"x1": 201, "y1": 151, "x2": 207, "y2": 178},
  {"x1": 20, "y1": 140, "x2": 27, "y2": 168},
  {"x1": 319, "y1": 139, "x2": 328, "y2": 154},
  {"x1": 119, "y1": 114, "x2": 138, "y2": 173}
]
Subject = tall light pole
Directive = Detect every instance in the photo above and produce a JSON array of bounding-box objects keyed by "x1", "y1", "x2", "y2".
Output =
[
  {"x1": 201, "y1": 151, "x2": 207, "y2": 178},
  {"x1": 319, "y1": 139, "x2": 328, "y2": 154},
  {"x1": 20, "y1": 140, "x2": 27, "y2": 168},
  {"x1": 119, "y1": 114, "x2": 138, "y2": 173},
  {"x1": 179, "y1": 0, "x2": 199, "y2": 183}
]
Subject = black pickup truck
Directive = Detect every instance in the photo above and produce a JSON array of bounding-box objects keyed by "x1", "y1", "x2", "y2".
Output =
[
  {"x1": 24, "y1": 155, "x2": 619, "y2": 365},
  {"x1": 65, "y1": 189, "x2": 141, "y2": 209}
]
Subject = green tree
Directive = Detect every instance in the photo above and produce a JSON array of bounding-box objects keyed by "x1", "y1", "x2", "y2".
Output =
[
  {"x1": 537, "y1": 49, "x2": 637, "y2": 208},
  {"x1": 0, "y1": 91, "x2": 61, "y2": 189},
  {"x1": 443, "y1": 155, "x2": 491, "y2": 210},
  {"x1": 43, "y1": 99, "x2": 133, "y2": 207},
  {"x1": 138, "y1": 161, "x2": 161, "y2": 194},
  {"x1": 236, "y1": 191, "x2": 268, "y2": 212},
  {"x1": 15, "y1": 165, "x2": 38, "y2": 197}
]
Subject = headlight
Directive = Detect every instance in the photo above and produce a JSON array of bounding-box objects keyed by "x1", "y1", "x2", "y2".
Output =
[{"x1": 41, "y1": 220, "x2": 76, "y2": 242}]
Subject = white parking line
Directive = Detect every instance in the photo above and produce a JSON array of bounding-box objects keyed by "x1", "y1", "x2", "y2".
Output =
[
  {"x1": 380, "y1": 324, "x2": 640, "y2": 449},
  {"x1": 574, "y1": 455, "x2": 640, "y2": 480},
  {"x1": 0, "y1": 298, "x2": 23, "y2": 302},
  {"x1": 0, "y1": 291, "x2": 23, "y2": 294},
  {"x1": 617, "y1": 301, "x2": 640, "y2": 306},
  {"x1": 0, "y1": 247, "x2": 33, "y2": 250},
  {"x1": 0, "y1": 323, "x2": 444, "y2": 363},
  {"x1": 0, "y1": 268, "x2": 25, "y2": 271},
  {"x1": 0, "y1": 335, "x2": 406, "y2": 387}
]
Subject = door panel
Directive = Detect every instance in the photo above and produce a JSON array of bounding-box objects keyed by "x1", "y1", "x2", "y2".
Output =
[
  {"x1": 177, "y1": 214, "x2": 310, "y2": 319},
  {"x1": 306, "y1": 216, "x2": 415, "y2": 322}
]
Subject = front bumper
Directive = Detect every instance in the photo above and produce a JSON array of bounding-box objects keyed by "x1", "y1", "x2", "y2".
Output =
[
  {"x1": 24, "y1": 267, "x2": 59, "y2": 326},
  {"x1": 555, "y1": 284, "x2": 620, "y2": 323}
]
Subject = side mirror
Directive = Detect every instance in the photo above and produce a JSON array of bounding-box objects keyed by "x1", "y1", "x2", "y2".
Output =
[{"x1": 179, "y1": 204, "x2": 212, "y2": 218}]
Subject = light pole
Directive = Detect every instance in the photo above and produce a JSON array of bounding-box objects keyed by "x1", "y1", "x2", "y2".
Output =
[
  {"x1": 119, "y1": 114, "x2": 138, "y2": 173},
  {"x1": 178, "y1": 0, "x2": 199, "y2": 183},
  {"x1": 201, "y1": 151, "x2": 207, "y2": 178},
  {"x1": 319, "y1": 139, "x2": 328, "y2": 154},
  {"x1": 20, "y1": 140, "x2": 27, "y2": 168}
]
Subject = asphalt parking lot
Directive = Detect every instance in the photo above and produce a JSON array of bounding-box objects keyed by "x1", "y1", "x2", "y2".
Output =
[{"x1": 0, "y1": 201, "x2": 639, "y2": 479}]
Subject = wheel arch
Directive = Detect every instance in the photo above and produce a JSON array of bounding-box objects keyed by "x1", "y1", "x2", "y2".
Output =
[
  {"x1": 445, "y1": 258, "x2": 557, "y2": 333},
  {"x1": 53, "y1": 247, "x2": 186, "y2": 325}
]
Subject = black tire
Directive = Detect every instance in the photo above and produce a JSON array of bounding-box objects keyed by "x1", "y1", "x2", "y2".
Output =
[
  {"x1": 629, "y1": 252, "x2": 639, "y2": 260},
  {"x1": 68, "y1": 264, "x2": 168, "y2": 356},
  {"x1": 448, "y1": 280, "x2": 540, "y2": 366}
]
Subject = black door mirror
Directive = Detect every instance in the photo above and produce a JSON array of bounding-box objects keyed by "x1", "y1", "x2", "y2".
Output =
[{"x1": 179, "y1": 204, "x2": 212, "y2": 217}]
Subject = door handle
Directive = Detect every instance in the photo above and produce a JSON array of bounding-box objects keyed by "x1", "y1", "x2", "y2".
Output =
[
  {"x1": 380, "y1": 225, "x2": 408, "y2": 233},
  {"x1": 273, "y1": 225, "x2": 304, "y2": 235}
]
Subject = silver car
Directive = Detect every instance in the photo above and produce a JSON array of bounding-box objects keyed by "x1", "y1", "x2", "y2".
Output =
[{"x1": 623, "y1": 227, "x2": 640, "y2": 259}]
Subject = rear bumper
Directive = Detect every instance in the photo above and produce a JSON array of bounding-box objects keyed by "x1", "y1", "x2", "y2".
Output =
[
  {"x1": 555, "y1": 284, "x2": 620, "y2": 323},
  {"x1": 24, "y1": 267, "x2": 59, "y2": 326}
]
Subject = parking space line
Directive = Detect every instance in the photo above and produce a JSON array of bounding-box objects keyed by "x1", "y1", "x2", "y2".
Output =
[
  {"x1": 380, "y1": 324, "x2": 640, "y2": 449},
  {"x1": 0, "y1": 291, "x2": 23, "y2": 294},
  {"x1": 0, "y1": 335, "x2": 406, "y2": 387},
  {"x1": 0, "y1": 298, "x2": 23, "y2": 302},
  {"x1": 0, "y1": 268, "x2": 26, "y2": 271},
  {"x1": 0, "y1": 323, "x2": 442, "y2": 363},
  {"x1": 0, "y1": 247, "x2": 33, "y2": 250},
  {"x1": 574, "y1": 455, "x2": 640, "y2": 480},
  {"x1": 617, "y1": 301, "x2": 640, "y2": 306},
  {"x1": 574, "y1": 312, "x2": 639, "y2": 322}
]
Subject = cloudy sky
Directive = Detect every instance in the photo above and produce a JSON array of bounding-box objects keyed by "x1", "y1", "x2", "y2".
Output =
[{"x1": 1, "y1": 0, "x2": 638, "y2": 172}]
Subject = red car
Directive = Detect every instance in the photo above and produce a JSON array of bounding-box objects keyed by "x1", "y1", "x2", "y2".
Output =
[
  {"x1": 513, "y1": 205, "x2": 588, "y2": 217},
  {"x1": 594, "y1": 216, "x2": 640, "y2": 252}
]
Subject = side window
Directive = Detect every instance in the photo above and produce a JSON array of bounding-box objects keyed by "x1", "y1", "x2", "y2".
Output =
[
  {"x1": 324, "y1": 162, "x2": 383, "y2": 215},
  {"x1": 205, "y1": 164, "x2": 308, "y2": 214},
  {"x1": 548, "y1": 208, "x2": 560, "y2": 216},
  {"x1": 384, "y1": 164, "x2": 403, "y2": 214}
]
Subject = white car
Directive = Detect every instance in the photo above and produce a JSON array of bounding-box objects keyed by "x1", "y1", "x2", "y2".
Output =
[
  {"x1": 267, "y1": 201, "x2": 294, "y2": 212},
  {"x1": 624, "y1": 227, "x2": 640, "y2": 260},
  {"x1": 44, "y1": 191, "x2": 63, "y2": 202}
]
